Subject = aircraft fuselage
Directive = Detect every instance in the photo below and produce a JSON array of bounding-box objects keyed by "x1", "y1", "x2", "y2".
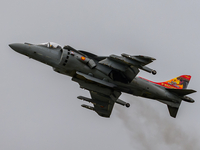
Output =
[{"x1": 9, "y1": 43, "x2": 195, "y2": 118}]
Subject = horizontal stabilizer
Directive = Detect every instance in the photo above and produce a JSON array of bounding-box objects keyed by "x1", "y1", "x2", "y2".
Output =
[
  {"x1": 166, "y1": 88, "x2": 196, "y2": 96},
  {"x1": 167, "y1": 105, "x2": 179, "y2": 118}
]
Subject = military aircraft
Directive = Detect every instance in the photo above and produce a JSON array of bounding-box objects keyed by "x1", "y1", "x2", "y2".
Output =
[{"x1": 9, "y1": 42, "x2": 196, "y2": 118}]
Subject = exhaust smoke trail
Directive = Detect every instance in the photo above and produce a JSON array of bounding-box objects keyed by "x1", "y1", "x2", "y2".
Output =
[{"x1": 116, "y1": 95, "x2": 199, "y2": 150}]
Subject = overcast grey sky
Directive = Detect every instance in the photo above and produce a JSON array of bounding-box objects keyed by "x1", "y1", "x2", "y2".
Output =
[{"x1": 1, "y1": 0, "x2": 200, "y2": 150}]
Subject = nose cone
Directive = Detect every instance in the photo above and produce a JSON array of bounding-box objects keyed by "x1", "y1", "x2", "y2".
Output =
[
  {"x1": 9, "y1": 43, "x2": 32, "y2": 56},
  {"x1": 9, "y1": 43, "x2": 25, "y2": 53}
]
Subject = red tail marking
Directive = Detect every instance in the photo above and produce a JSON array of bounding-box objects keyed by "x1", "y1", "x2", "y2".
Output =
[{"x1": 139, "y1": 75, "x2": 191, "y2": 89}]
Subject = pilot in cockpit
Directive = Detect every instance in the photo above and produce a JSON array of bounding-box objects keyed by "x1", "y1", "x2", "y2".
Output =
[{"x1": 39, "y1": 42, "x2": 62, "y2": 49}]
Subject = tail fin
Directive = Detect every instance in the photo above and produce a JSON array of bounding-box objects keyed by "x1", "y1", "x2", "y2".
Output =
[
  {"x1": 154, "y1": 75, "x2": 195, "y2": 118},
  {"x1": 167, "y1": 105, "x2": 180, "y2": 118},
  {"x1": 156, "y1": 75, "x2": 191, "y2": 89}
]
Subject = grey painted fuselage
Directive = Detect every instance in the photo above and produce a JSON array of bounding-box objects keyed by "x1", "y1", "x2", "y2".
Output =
[{"x1": 9, "y1": 43, "x2": 196, "y2": 118}]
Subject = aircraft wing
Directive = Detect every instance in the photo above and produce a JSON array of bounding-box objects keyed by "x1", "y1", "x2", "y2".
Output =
[
  {"x1": 78, "y1": 51, "x2": 156, "y2": 83},
  {"x1": 72, "y1": 72, "x2": 121, "y2": 117},
  {"x1": 98, "y1": 54, "x2": 156, "y2": 83},
  {"x1": 78, "y1": 91, "x2": 116, "y2": 117},
  {"x1": 89, "y1": 91, "x2": 117, "y2": 117}
]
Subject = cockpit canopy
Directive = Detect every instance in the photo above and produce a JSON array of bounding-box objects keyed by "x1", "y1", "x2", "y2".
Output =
[{"x1": 39, "y1": 42, "x2": 62, "y2": 49}]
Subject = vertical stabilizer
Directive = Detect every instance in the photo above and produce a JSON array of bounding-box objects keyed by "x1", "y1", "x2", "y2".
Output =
[
  {"x1": 167, "y1": 105, "x2": 179, "y2": 118},
  {"x1": 156, "y1": 75, "x2": 191, "y2": 89}
]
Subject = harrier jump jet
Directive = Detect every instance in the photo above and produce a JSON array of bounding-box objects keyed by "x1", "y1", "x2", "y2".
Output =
[{"x1": 9, "y1": 42, "x2": 196, "y2": 118}]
